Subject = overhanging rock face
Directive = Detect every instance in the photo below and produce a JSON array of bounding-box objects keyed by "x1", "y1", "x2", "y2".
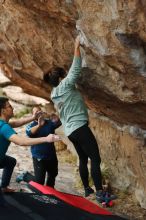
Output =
[
  {"x1": 0, "y1": 0, "x2": 77, "y2": 99},
  {"x1": 1, "y1": 0, "x2": 146, "y2": 208},
  {"x1": 0, "y1": 0, "x2": 146, "y2": 128}
]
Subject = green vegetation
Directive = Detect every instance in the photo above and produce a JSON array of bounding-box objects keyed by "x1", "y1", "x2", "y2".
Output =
[
  {"x1": 0, "y1": 88, "x2": 4, "y2": 96},
  {"x1": 57, "y1": 149, "x2": 77, "y2": 164},
  {"x1": 100, "y1": 163, "x2": 111, "y2": 180},
  {"x1": 117, "y1": 188, "x2": 130, "y2": 199},
  {"x1": 75, "y1": 162, "x2": 111, "y2": 189},
  {"x1": 63, "y1": 150, "x2": 77, "y2": 164},
  {"x1": 14, "y1": 107, "x2": 32, "y2": 118}
]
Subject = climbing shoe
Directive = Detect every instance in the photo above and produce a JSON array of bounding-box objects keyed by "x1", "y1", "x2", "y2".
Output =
[
  {"x1": 84, "y1": 186, "x2": 94, "y2": 197},
  {"x1": 96, "y1": 190, "x2": 117, "y2": 203},
  {"x1": 96, "y1": 190, "x2": 106, "y2": 203},
  {"x1": 16, "y1": 171, "x2": 28, "y2": 183},
  {"x1": 104, "y1": 191, "x2": 117, "y2": 201}
]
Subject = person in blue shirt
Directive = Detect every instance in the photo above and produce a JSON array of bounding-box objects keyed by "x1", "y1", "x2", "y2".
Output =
[
  {"x1": 24, "y1": 106, "x2": 61, "y2": 187},
  {"x1": 0, "y1": 97, "x2": 60, "y2": 197}
]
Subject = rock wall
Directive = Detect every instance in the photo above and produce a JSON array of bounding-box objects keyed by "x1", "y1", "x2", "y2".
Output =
[
  {"x1": 1, "y1": 0, "x2": 146, "y2": 207},
  {"x1": 89, "y1": 112, "x2": 146, "y2": 208},
  {"x1": 0, "y1": 0, "x2": 77, "y2": 98}
]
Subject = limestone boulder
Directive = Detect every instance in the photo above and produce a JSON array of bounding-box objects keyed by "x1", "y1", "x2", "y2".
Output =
[
  {"x1": 1, "y1": 0, "x2": 146, "y2": 208},
  {"x1": 2, "y1": 85, "x2": 50, "y2": 106},
  {"x1": 0, "y1": 69, "x2": 11, "y2": 87},
  {"x1": 0, "y1": 0, "x2": 146, "y2": 127}
]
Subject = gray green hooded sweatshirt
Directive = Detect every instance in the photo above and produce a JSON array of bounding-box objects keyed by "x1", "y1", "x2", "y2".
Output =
[{"x1": 51, "y1": 56, "x2": 88, "y2": 136}]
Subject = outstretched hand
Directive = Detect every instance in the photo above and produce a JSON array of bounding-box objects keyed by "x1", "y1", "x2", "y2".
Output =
[
  {"x1": 38, "y1": 115, "x2": 45, "y2": 127},
  {"x1": 75, "y1": 35, "x2": 80, "y2": 49},
  {"x1": 32, "y1": 110, "x2": 43, "y2": 120},
  {"x1": 74, "y1": 35, "x2": 81, "y2": 57},
  {"x1": 50, "y1": 113, "x2": 59, "y2": 122},
  {"x1": 46, "y1": 134, "x2": 61, "y2": 143}
]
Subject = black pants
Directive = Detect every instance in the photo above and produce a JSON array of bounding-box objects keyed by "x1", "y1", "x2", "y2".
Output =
[
  {"x1": 32, "y1": 157, "x2": 58, "y2": 187},
  {"x1": 22, "y1": 158, "x2": 58, "y2": 188},
  {"x1": 0, "y1": 155, "x2": 16, "y2": 188},
  {"x1": 68, "y1": 124, "x2": 102, "y2": 191}
]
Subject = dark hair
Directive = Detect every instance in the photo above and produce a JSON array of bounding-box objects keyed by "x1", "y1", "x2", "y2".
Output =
[
  {"x1": 0, "y1": 97, "x2": 8, "y2": 114},
  {"x1": 44, "y1": 67, "x2": 66, "y2": 87}
]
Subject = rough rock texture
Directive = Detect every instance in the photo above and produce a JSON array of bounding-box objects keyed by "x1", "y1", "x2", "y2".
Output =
[
  {"x1": 1, "y1": 0, "x2": 146, "y2": 127},
  {"x1": 76, "y1": 0, "x2": 146, "y2": 129},
  {"x1": 0, "y1": 69, "x2": 11, "y2": 87},
  {"x1": 89, "y1": 112, "x2": 146, "y2": 209},
  {"x1": 1, "y1": 0, "x2": 146, "y2": 207},
  {"x1": 0, "y1": 0, "x2": 77, "y2": 98},
  {"x1": 2, "y1": 85, "x2": 50, "y2": 106}
]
